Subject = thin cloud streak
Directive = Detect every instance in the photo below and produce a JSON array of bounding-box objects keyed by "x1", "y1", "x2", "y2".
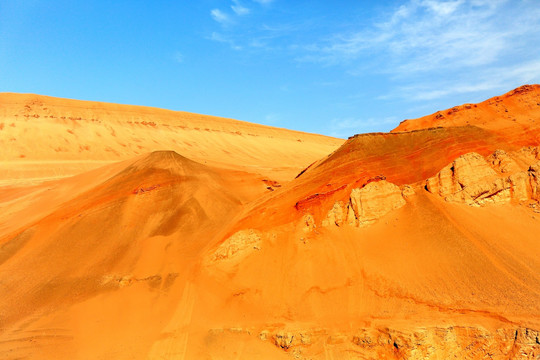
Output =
[
  {"x1": 210, "y1": 9, "x2": 231, "y2": 25},
  {"x1": 301, "y1": 0, "x2": 537, "y2": 70},
  {"x1": 231, "y1": 0, "x2": 250, "y2": 16},
  {"x1": 390, "y1": 60, "x2": 540, "y2": 101},
  {"x1": 208, "y1": 32, "x2": 242, "y2": 50},
  {"x1": 298, "y1": 0, "x2": 540, "y2": 101}
]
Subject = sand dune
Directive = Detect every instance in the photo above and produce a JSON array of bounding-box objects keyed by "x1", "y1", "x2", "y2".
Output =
[
  {"x1": 1, "y1": 86, "x2": 540, "y2": 359},
  {"x1": 0, "y1": 93, "x2": 343, "y2": 184}
]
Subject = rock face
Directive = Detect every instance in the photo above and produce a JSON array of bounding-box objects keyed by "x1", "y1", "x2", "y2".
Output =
[
  {"x1": 323, "y1": 180, "x2": 406, "y2": 227},
  {"x1": 487, "y1": 149, "x2": 520, "y2": 173},
  {"x1": 349, "y1": 180, "x2": 406, "y2": 226},
  {"x1": 212, "y1": 229, "x2": 261, "y2": 262},
  {"x1": 426, "y1": 152, "x2": 510, "y2": 205},
  {"x1": 211, "y1": 326, "x2": 540, "y2": 360},
  {"x1": 426, "y1": 150, "x2": 540, "y2": 205},
  {"x1": 322, "y1": 201, "x2": 347, "y2": 227},
  {"x1": 530, "y1": 161, "x2": 540, "y2": 200}
]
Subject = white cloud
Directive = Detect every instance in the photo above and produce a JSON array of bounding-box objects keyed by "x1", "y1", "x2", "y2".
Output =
[
  {"x1": 420, "y1": 0, "x2": 465, "y2": 16},
  {"x1": 389, "y1": 59, "x2": 540, "y2": 101},
  {"x1": 231, "y1": 0, "x2": 250, "y2": 15},
  {"x1": 210, "y1": 9, "x2": 231, "y2": 25},
  {"x1": 253, "y1": 0, "x2": 274, "y2": 4},
  {"x1": 298, "y1": 0, "x2": 540, "y2": 103},
  {"x1": 302, "y1": 0, "x2": 540, "y2": 72}
]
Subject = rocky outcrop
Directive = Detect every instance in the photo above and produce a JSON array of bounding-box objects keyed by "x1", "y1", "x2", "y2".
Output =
[
  {"x1": 210, "y1": 326, "x2": 540, "y2": 359},
  {"x1": 530, "y1": 161, "x2": 540, "y2": 200},
  {"x1": 212, "y1": 229, "x2": 261, "y2": 261},
  {"x1": 426, "y1": 151, "x2": 540, "y2": 205},
  {"x1": 323, "y1": 180, "x2": 407, "y2": 228},
  {"x1": 349, "y1": 180, "x2": 406, "y2": 226},
  {"x1": 487, "y1": 149, "x2": 520, "y2": 173},
  {"x1": 401, "y1": 184, "x2": 415, "y2": 198},
  {"x1": 321, "y1": 201, "x2": 347, "y2": 227},
  {"x1": 425, "y1": 152, "x2": 511, "y2": 205}
]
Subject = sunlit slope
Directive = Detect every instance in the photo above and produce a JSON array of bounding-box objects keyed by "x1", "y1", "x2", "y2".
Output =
[
  {"x1": 393, "y1": 84, "x2": 540, "y2": 146},
  {"x1": 0, "y1": 93, "x2": 343, "y2": 184},
  {"x1": 184, "y1": 86, "x2": 540, "y2": 358},
  {"x1": 190, "y1": 192, "x2": 540, "y2": 359},
  {"x1": 1, "y1": 85, "x2": 539, "y2": 359}
]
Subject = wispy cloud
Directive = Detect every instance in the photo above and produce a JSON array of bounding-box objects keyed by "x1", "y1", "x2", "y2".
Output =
[
  {"x1": 210, "y1": 9, "x2": 231, "y2": 25},
  {"x1": 389, "y1": 59, "x2": 540, "y2": 101},
  {"x1": 208, "y1": 32, "x2": 242, "y2": 50},
  {"x1": 299, "y1": 0, "x2": 540, "y2": 100},
  {"x1": 303, "y1": 1, "x2": 527, "y2": 67},
  {"x1": 206, "y1": 0, "x2": 540, "y2": 107},
  {"x1": 231, "y1": 0, "x2": 250, "y2": 15}
]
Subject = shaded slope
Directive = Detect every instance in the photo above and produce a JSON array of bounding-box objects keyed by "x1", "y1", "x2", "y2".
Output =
[{"x1": 0, "y1": 151, "x2": 267, "y2": 359}]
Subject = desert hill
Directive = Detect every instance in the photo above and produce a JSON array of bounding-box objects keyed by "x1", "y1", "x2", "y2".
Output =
[
  {"x1": 393, "y1": 84, "x2": 540, "y2": 146},
  {"x1": 0, "y1": 150, "x2": 271, "y2": 358},
  {"x1": 0, "y1": 93, "x2": 343, "y2": 185},
  {"x1": 1, "y1": 86, "x2": 540, "y2": 359}
]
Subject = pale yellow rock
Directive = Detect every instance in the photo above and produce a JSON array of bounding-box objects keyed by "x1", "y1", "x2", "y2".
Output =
[
  {"x1": 322, "y1": 201, "x2": 345, "y2": 227},
  {"x1": 273, "y1": 331, "x2": 295, "y2": 349},
  {"x1": 401, "y1": 185, "x2": 416, "y2": 198},
  {"x1": 302, "y1": 214, "x2": 316, "y2": 232},
  {"x1": 529, "y1": 161, "x2": 540, "y2": 200},
  {"x1": 349, "y1": 180, "x2": 406, "y2": 227},
  {"x1": 346, "y1": 202, "x2": 358, "y2": 226},
  {"x1": 212, "y1": 229, "x2": 261, "y2": 261},
  {"x1": 487, "y1": 149, "x2": 520, "y2": 173},
  {"x1": 508, "y1": 171, "x2": 530, "y2": 201},
  {"x1": 427, "y1": 152, "x2": 511, "y2": 206}
]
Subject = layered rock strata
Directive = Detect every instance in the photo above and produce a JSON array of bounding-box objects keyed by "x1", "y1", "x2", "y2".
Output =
[
  {"x1": 322, "y1": 180, "x2": 408, "y2": 228},
  {"x1": 426, "y1": 149, "x2": 540, "y2": 205}
]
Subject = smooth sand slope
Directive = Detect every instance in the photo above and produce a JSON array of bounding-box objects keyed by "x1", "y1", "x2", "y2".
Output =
[
  {"x1": 0, "y1": 93, "x2": 343, "y2": 185},
  {"x1": 1, "y1": 86, "x2": 540, "y2": 359}
]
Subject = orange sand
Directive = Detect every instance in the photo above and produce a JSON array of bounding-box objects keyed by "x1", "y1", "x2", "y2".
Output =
[
  {"x1": 0, "y1": 93, "x2": 343, "y2": 185},
  {"x1": 1, "y1": 86, "x2": 539, "y2": 359}
]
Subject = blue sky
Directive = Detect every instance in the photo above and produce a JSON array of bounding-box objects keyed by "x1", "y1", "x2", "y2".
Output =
[{"x1": 1, "y1": 0, "x2": 539, "y2": 138}]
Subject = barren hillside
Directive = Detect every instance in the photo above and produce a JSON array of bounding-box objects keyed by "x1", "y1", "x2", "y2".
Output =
[
  {"x1": 1, "y1": 86, "x2": 539, "y2": 359},
  {"x1": 0, "y1": 93, "x2": 343, "y2": 185}
]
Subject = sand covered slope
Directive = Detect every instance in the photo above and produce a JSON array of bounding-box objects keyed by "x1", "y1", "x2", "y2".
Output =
[
  {"x1": 393, "y1": 84, "x2": 540, "y2": 146},
  {"x1": 0, "y1": 93, "x2": 343, "y2": 184},
  {"x1": 1, "y1": 86, "x2": 540, "y2": 359}
]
